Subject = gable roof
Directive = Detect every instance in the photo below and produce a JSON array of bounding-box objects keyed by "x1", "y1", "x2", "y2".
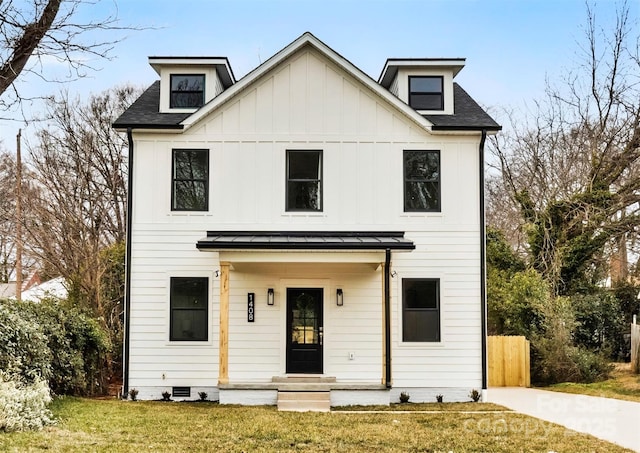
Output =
[{"x1": 113, "y1": 32, "x2": 500, "y2": 133}]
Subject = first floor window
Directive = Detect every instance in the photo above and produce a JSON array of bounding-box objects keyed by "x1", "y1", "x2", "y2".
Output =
[
  {"x1": 402, "y1": 278, "x2": 440, "y2": 342},
  {"x1": 172, "y1": 149, "x2": 209, "y2": 211},
  {"x1": 286, "y1": 150, "x2": 322, "y2": 211},
  {"x1": 170, "y1": 277, "x2": 208, "y2": 341},
  {"x1": 404, "y1": 150, "x2": 440, "y2": 212}
]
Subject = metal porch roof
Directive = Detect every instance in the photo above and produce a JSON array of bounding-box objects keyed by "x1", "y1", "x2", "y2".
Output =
[{"x1": 196, "y1": 231, "x2": 415, "y2": 251}]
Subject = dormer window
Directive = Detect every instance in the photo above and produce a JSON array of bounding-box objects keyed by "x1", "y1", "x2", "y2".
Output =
[
  {"x1": 409, "y1": 76, "x2": 443, "y2": 110},
  {"x1": 170, "y1": 74, "x2": 205, "y2": 108}
]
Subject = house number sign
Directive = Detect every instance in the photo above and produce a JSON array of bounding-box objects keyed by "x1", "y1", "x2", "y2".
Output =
[{"x1": 247, "y1": 293, "x2": 255, "y2": 322}]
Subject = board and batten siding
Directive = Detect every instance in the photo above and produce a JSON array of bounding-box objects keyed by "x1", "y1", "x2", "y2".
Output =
[{"x1": 127, "y1": 46, "x2": 483, "y2": 393}]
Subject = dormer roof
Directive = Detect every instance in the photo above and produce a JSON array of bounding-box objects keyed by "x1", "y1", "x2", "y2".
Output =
[
  {"x1": 148, "y1": 56, "x2": 236, "y2": 89},
  {"x1": 378, "y1": 58, "x2": 466, "y2": 88}
]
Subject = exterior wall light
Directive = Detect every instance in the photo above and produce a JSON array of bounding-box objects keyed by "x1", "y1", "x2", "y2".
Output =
[
  {"x1": 336, "y1": 288, "x2": 343, "y2": 306},
  {"x1": 267, "y1": 288, "x2": 274, "y2": 306}
]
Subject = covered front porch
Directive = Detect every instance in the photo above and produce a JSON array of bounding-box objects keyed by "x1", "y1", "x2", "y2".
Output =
[{"x1": 196, "y1": 231, "x2": 415, "y2": 407}]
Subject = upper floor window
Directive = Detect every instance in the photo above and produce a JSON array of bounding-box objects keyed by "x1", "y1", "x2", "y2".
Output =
[
  {"x1": 170, "y1": 277, "x2": 208, "y2": 341},
  {"x1": 172, "y1": 149, "x2": 209, "y2": 211},
  {"x1": 286, "y1": 150, "x2": 322, "y2": 212},
  {"x1": 409, "y1": 76, "x2": 443, "y2": 110},
  {"x1": 170, "y1": 74, "x2": 205, "y2": 108},
  {"x1": 402, "y1": 278, "x2": 440, "y2": 342},
  {"x1": 404, "y1": 150, "x2": 440, "y2": 212}
]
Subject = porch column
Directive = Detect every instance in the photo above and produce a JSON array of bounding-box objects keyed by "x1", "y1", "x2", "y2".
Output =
[
  {"x1": 218, "y1": 262, "x2": 230, "y2": 385},
  {"x1": 383, "y1": 249, "x2": 391, "y2": 387}
]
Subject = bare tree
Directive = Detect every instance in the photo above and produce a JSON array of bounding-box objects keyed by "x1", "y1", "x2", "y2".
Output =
[
  {"x1": 25, "y1": 85, "x2": 139, "y2": 327},
  {"x1": 488, "y1": 1, "x2": 640, "y2": 294},
  {"x1": 0, "y1": 0, "x2": 133, "y2": 113}
]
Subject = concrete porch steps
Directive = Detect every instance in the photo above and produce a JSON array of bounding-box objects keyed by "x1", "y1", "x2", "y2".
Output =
[{"x1": 277, "y1": 390, "x2": 331, "y2": 412}]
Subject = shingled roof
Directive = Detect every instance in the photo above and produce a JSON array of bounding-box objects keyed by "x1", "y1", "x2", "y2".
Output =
[
  {"x1": 113, "y1": 81, "x2": 189, "y2": 130},
  {"x1": 423, "y1": 83, "x2": 500, "y2": 131},
  {"x1": 114, "y1": 79, "x2": 500, "y2": 132}
]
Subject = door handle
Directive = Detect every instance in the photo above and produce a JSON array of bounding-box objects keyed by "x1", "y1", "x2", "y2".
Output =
[{"x1": 319, "y1": 330, "x2": 323, "y2": 346}]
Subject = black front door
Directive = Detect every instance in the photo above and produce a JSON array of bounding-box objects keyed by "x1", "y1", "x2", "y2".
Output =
[{"x1": 286, "y1": 288, "x2": 323, "y2": 374}]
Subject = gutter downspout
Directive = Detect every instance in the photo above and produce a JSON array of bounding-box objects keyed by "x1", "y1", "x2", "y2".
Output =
[
  {"x1": 479, "y1": 129, "x2": 488, "y2": 400},
  {"x1": 384, "y1": 248, "x2": 392, "y2": 388},
  {"x1": 122, "y1": 127, "x2": 134, "y2": 398}
]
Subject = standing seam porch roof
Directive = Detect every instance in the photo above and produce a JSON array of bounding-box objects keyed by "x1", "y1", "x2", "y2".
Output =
[{"x1": 196, "y1": 231, "x2": 415, "y2": 251}]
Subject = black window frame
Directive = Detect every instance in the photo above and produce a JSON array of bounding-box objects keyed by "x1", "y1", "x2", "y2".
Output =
[
  {"x1": 285, "y1": 150, "x2": 323, "y2": 212},
  {"x1": 408, "y1": 76, "x2": 444, "y2": 111},
  {"x1": 403, "y1": 150, "x2": 441, "y2": 212},
  {"x1": 170, "y1": 74, "x2": 205, "y2": 109},
  {"x1": 170, "y1": 277, "x2": 209, "y2": 342},
  {"x1": 402, "y1": 278, "x2": 441, "y2": 342},
  {"x1": 171, "y1": 149, "x2": 209, "y2": 212}
]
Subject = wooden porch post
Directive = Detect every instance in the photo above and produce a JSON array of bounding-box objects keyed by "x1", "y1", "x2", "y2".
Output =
[{"x1": 219, "y1": 262, "x2": 230, "y2": 385}]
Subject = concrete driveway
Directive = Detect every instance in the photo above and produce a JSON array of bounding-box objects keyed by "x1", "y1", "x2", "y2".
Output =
[{"x1": 488, "y1": 387, "x2": 640, "y2": 452}]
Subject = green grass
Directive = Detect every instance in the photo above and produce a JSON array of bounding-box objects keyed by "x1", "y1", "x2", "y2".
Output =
[
  {"x1": 0, "y1": 397, "x2": 633, "y2": 452},
  {"x1": 543, "y1": 362, "x2": 640, "y2": 403}
]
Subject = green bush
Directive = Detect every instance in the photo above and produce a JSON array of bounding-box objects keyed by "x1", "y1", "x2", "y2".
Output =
[
  {"x1": 0, "y1": 299, "x2": 111, "y2": 396},
  {"x1": 571, "y1": 291, "x2": 626, "y2": 359},
  {"x1": 531, "y1": 297, "x2": 612, "y2": 384},
  {"x1": 0, "y1": 303, "x2": 51, "y2": 383}
]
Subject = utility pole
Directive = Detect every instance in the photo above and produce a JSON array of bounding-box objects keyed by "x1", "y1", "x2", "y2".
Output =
[{"x1": 16, "y1": 129, "x2": 22, "y2": 302}]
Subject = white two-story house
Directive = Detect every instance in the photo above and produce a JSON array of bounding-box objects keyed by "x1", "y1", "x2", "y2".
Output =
[{"x1": 113, "y1": 32, "x2": 500, "y2": 408}]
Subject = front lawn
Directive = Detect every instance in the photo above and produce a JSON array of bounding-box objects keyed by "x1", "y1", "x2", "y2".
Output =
[
  {"x1": 0, "y1": 397, "x2": 632, "y2": 452},
  {"x1": 544, "y1": 362, "x2": 640, "y2": 403}
]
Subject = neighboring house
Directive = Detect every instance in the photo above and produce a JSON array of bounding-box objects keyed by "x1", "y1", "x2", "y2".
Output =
[
  {"x1": 19, "y1": 276, "x2": 68, "y2": 302},
  {"x1": 113, "y1": 32, "x2": 500, "y2": 406}
]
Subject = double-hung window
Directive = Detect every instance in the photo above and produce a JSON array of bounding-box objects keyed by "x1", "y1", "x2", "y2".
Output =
[
  {"x1": 408, "y1": 76, "x2": 443, "y2": 110},
  {"x1": 170, "y1": 277, "x2": 208, "y2": 341},
  {"x1": 286, "y1": 150, "x2": 322, "y2": 211},
  {"x1": 404, "y1": 150, "x2": 440, "y2": 212},
  {"x1": 170, "y1": 74, "x2": 205, "y2": 108},
  {"x1": 402, "y1": 278, "x2": 440, "y2": 342},
  {"x1": 172, "y1": 149, "x2": 209, "y2": 211}
]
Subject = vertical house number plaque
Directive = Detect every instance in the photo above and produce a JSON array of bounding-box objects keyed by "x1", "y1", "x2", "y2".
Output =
[{"x1": 247, "y1": 293, "x2": 255, "y2": 322}]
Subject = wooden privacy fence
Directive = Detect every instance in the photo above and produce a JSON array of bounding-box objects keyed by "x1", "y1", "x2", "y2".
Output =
[
  {"x1": 488, "y1": 336, "x2": 530, "y2": 387},
  {"x1": 632, "y1": 316, "x2": 640, "y2": 374}
]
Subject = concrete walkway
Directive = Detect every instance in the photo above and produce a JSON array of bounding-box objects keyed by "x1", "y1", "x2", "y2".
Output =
[{"x1": 488, "y1": 387, "x2": 640, "y2": 452}]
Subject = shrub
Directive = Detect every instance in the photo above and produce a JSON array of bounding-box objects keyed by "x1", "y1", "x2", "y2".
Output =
[
  {"x1": 0, "y1": 302, "x2": 51, "y2": 383},
  {"x1": 571, "y1": 291, "x2": 626, "y2": 360},
  {"x1": 0, "y1": 299, "x2": 111, "y2": 396},
  {"x1": 469, "y1": 389, "x2": 481, "y2": 402},
  {"x1": 198, "y1": 391, "x2": 208, "y2": 401},
  {"x1": 435, "y1": 394, "x2": 444, "y2": 403},
  {"x1": 129, "y1": 388, "x2": 138, "y2": 401},
  {"x1": 399, "y1": 392, "x2": 410, "y2": 403},
  {"x1": 0, "y1": 372, "x2": 53, "y2": 432},
  {"x1": 162, "y1": 391, "x2": 171, "y2": 401},
  {"x1": 531, "y1": 297, "x2": 612, "y2": 384}
]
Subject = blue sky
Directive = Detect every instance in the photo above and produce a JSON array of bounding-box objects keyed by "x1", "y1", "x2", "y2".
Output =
[{"x1": 1, "y1": 0, "x2": 635, "y2": 146}]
